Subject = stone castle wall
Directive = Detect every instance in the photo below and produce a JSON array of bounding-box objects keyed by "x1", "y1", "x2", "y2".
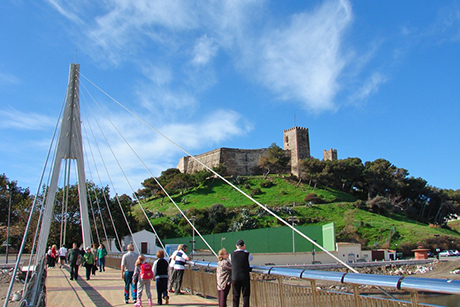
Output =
[
  {"x1": 323, "y1": 148, "x2": 338, "y2": 161},
  {"x1": 283, "y1": 127, "x2": 310, "y2": 176},
  {"x1": 177, "y1": 148, "x2": 268, "y2": 176},
  {"x1": 177, "y1": 126, "x2": 328, "y2": 177}
]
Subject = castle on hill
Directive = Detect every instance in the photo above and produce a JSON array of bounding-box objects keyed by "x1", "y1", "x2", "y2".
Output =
[{"x1": 177, "y1": 126, "x2": 337, "y2": 177}]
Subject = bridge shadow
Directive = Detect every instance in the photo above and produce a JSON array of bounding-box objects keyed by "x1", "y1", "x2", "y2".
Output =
[{"x1": 74, "y1": 277, "x2": 112, "y2": 307}]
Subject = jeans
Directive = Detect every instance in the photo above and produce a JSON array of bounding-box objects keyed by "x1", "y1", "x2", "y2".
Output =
[
  {"x1": 70, "y1": 263, "x2": 79, "y2": 280},
  {"x1": 98, "y1": 257, "x2": 105, "y2": 271},
  {"x1": 124, "y1": 271, "x2": 137, "y2": 301}
]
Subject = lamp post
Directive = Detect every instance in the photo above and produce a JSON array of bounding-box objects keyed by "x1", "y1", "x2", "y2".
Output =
[
  {"x1": 312, "y1": 240, "x2": 317, "y2": 264},
  {"x1": 221, "y1": 237, "x2": 226, "y2": 249},
  {"x1": 5, "y1": 185, "x2": 12, "y2": 264},
  {"x1": 190, "y1": 216, "x2": 197, "y2": 259},
  {"x1": 434, "y1": 234, "x2": 440, "y2": 260},
  {"x1": 287, "y1": 216, "x2": 298, "y2": 253}
]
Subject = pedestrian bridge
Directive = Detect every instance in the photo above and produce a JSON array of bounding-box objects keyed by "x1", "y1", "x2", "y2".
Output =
[
  {"x1": 46, "y1": 265, "x2": 217, "y2": 307},
  {"x1": 44, "y1": 256, "x2": 460, "y2": 307}
]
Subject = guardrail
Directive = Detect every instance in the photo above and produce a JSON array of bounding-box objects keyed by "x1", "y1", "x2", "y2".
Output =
[{"x1": 106, "y1": 256, "x2": 460, "y2": 307}]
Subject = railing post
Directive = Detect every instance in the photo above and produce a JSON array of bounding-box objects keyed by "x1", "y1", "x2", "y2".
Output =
[
  {"x1": 199, "y1": 267, "x2": 205, "y2": 296},
  {"x1": 410, "y1": 291, "x2": 419, "y2": 307},
  {"x1": 352, "y1": 285, "x2": 361, "y2": 307},
  {"x1": 310, "y1": 280, "x2": 318, "y2": 306},
  {"x1": 189, "y1": 266, "x2": 195, "y2": 295},
  {"x1": 278, "y1": 276, "x2": 285, "y2": 307}
]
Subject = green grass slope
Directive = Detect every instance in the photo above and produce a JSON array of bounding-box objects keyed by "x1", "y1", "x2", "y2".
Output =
[{"x1": 135, "y1": 175, "x2": 460, "y2": 251}]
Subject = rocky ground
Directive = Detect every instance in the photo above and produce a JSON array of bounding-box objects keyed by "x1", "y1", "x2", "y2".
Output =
[{"x1": 0, "y1": 266, "x2": 22, "y2": 307}]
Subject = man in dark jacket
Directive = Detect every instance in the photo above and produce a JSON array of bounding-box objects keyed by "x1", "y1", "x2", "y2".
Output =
[
  {"x1": 67, "y1": 243, "x2": 81, "y2": 280},
  {"x1": 229, "y1": 239, "x2": 253, "y2": 307}
]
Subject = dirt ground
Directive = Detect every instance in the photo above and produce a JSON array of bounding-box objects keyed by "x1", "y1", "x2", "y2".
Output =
[{"x1": 0, "y1": 266, "x2": 22, "y2": 307}]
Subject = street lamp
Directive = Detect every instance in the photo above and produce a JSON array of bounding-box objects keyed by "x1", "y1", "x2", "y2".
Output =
[
  {"x1": 434, "y1": 234, "x2": 440, "y2": 260},
  {"x1": 287, "y1": 216, "x2": 298, "y2": 253},
  {"x1": 5, "y1": 185, "x2": 12, "y2": 264},
  {"x1": 312, "y1": 240, "x2": 317, "y2": 264},
  {"x1": 190, "y1": 216, "x2": 197, "y2": 260},
  {"x1": 221, "y1": 237, "x2": 226, "y2": 249}
]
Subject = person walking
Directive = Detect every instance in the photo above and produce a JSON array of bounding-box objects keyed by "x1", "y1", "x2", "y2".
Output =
[
  {"x1": 229, "y1": 239, "x2": 253, "y2": 307},
  {"x1": 83, "y1": 247, "x2": 95, "y2": 281},
  {"x1": 91, "y1": 244, "x2": 98, "y2": 276},
  {"x1": 172, "y1": 244, "x2": 190, "y2": 295},
  {"x1": 167, "y1": 245, "x2": 181, "y2": 293},
  {"x1": 217, "y1": 248, "x2": 232, "y2": 307},
  {"x1": 58, "y1": 245, "x2": 67, "y2": 268},
  {"x1": 67, "y1": 243, "x2": 81, "y2": 281},
  {"x1": 121, "y1": 243, "x2": 139, "y2": 304},
  {"x1": 153, "y1": 250, "x2": 169, "y2": 305},
  {"x1": 49, "y1": 245, "x2": 58, "y2": 268},
  {"x1": 97, "y1": 243, "x2": 108, "y2": 272},
  {"x1": 132, "y1": 255, "x2": 153, "y2": 307}
]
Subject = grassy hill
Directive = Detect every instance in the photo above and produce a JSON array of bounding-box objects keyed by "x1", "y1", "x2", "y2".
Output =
[{"x1": 134, "y1": 175, "x2": 460, "y2": 253}]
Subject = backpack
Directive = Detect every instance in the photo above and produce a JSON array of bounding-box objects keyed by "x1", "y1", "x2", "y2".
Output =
[{"x1": 140, "y1": 262, "x2": 153, "y2": 280}]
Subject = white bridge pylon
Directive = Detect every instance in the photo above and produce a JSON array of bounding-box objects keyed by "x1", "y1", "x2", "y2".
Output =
[{"x1": 36, "y1": 63, "x2": 91, "y2": 259}]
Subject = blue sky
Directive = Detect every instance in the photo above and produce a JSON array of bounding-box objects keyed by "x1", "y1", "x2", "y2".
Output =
[{"x1": 0, "y1": 0, "x2": 459, "y2": 196}]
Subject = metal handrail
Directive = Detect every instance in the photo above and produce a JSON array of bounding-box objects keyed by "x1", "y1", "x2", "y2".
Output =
[{"x1": 189, "y1": 260, "x2": 460, "y2": 295}]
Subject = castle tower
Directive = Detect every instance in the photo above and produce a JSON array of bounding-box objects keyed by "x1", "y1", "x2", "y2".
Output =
[
  {"x1": 323, "y1": 148, "x2": 338, "y2": 161},
  {"x1": 283, "y1": 127, "x2": 310, "y2": 177}
]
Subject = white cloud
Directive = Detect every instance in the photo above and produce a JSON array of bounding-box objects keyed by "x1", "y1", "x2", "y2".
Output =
[
  {"x1": 45, "y1": 0, "x2": 84, "y2": 25},
  {"x1": 0, "y1": 108, "x2": 56, "y2": 130},
  {"x1": 251, "y1": 0, "x2": 353, "y2": 112},
  {"x1": 0, "y1": 72, "x2": 20, "y2": 86},
  {"x1": 80, "y1": 108, "x2": 251, "y2": 193},
  {"x1": 191, "y1": 35, "x2": 218, "y2": 66},
  {"x1": 350, "y1": 72, "x2": 387, "y2": 102}
]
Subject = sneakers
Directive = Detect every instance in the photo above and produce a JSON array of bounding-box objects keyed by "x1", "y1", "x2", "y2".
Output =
[{"x1": 124, "y1": 299, "x2": 129, "y2": 304}]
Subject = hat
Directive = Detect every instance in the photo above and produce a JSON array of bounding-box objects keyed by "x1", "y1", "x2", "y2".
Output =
[
  {"x1": 86, "y1": 246, "x2": 91, "y2": 250},
  {"x1": 236, "y1": 239, "x2": 245, "y2": 246}
]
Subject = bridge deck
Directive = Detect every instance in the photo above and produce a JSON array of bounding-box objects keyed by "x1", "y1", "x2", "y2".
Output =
[{"x1": 46, "y1": 266, "x2": 218, "y2": 307}]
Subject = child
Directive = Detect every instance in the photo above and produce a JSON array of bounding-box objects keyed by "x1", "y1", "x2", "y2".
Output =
[
  {"x1": 153, "y1": 250, "x2": 169, "y2": 305},
  {"x1": 133, "y1": 255, "x2": 153, "y2": 307}
]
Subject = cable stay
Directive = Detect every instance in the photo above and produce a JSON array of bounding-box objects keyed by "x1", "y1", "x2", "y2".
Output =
[
  {"x1": 79, "y1": 92, "x2": 139, "y2": 254},
  {"x1": 80, "y1": 72, "x2": 364, "y2": 271},
  {"x1": 82, "y1": 119, "x2": 116, "y2": 249},
  {"x1": 80, "y1": 80, "x2": 216, "y2": 258},
  {"x1": 4, "y1": 95, "x2": 67, "y2": 307}
]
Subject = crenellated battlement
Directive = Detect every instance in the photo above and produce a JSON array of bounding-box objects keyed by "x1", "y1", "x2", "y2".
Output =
[{"x1": 178, "y1": 126, "x2": 335, "y2": 177}]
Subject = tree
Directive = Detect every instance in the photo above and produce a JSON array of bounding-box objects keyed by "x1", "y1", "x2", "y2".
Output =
[
  {"x1": 258, "y1": 143, "x2": 290, "y2": 178},
  {"x1": 299, "y1": 158, "x2": 325, "y2": 189},
  {"x1": 164, "y1": 173, "x2": 196, "y2": 195}
]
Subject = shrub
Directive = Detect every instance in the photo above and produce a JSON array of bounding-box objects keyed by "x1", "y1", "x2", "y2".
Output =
[
  {"x1": 251, "y1": 188, "x2": 262, "y2": 197},
  {"x1": 304, "y1": 193, "x2": 323, "y2": 204},
  {"x1": 260, "y1": 181, "x2": 274, "y2": 188}
]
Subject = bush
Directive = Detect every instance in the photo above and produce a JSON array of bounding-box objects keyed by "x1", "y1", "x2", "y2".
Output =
[
  {"x1": 260, "y1": 181, "x2": 274, "y2": 188},
  {"x1": 251, "y1": 188, "x2": 262, "y2": 197},
  {"x1": 304, "y1": 193, "x2": 323, "y2": 204}
]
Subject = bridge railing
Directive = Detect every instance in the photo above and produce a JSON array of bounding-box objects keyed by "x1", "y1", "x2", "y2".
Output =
[{"x1": 106, "y1": 256, "x2": 460, "y2": 307}]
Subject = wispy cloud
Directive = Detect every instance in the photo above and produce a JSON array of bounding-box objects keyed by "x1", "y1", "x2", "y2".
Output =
[
  {"x1": 349, "y1": 72, "x2": 387, "y2": 103},
  {"x1": 45, "y1": 0, "x2": 84, "y2": 25},
  {"x1": 250, "y1": 0, "x2": 353, "y2": 112},
  {"x1": 191, "y1": 35, "x2": 218, "y2": 67},
  {"x1": 0, "y1": 108, "x2": 56, "y2": 130},
  {"x1": 0, "y1": 72, "x2": 20, "y2": 86}
]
